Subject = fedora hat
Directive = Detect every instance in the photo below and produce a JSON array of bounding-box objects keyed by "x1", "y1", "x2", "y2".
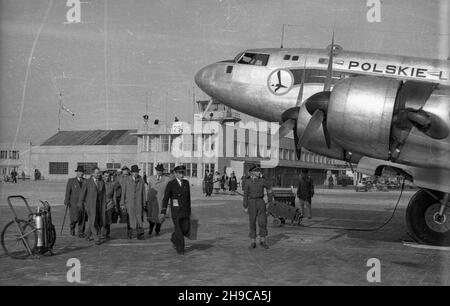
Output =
[
  {"x1": 75, "y1": 165, "x2": 85, "y2": 172},
  {"x1": 155, "y1": 163, "x2": 165, "y2": 172},
  {"x1": 130, "y1": 165, "x2": 140, "y2": 173},
  {"x1": 121, "y1": 166, "x2": 130, "y2": 171}
]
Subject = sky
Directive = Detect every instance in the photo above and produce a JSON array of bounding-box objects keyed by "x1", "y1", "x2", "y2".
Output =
[{"x1": 0, "y1": 0, "x2": 448, "y2": 144}]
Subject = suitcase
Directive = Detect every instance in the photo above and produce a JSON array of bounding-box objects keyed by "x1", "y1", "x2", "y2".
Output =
[
  {"x1": 118, "y1": 207, "x2": 128, "y2": 224},
  {"x1": 186, "y1": 217, "x2": 198, "y2": 240}
]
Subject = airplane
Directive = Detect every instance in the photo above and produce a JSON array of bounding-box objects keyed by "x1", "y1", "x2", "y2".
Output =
[{"x1": 195, "y1": 35, "x2": 450, "y2": 246}]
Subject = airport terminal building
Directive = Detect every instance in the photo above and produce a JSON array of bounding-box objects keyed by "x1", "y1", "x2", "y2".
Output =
[{"x1": 3, "y1": 100, "x2": 349, "y2": 186}]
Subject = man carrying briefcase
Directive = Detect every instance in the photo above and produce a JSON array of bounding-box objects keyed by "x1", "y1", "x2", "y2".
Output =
[{"x1": 159, "y1": 165, "x2": 192, "y2": 255}]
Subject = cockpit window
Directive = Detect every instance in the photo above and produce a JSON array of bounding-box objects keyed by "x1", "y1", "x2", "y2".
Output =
[{"x1": 236, "y1": 52, "x2": 269, "y2": 66}]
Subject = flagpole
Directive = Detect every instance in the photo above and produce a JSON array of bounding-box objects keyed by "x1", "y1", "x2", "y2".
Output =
[{"x1": 58, "y1": 92, "x2": 62, "y2": 132}]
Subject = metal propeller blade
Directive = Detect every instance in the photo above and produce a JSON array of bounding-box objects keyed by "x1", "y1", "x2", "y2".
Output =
[
  {"x1": 277, "y1": 118, "x2": 296, "y2": 139},
  {"x1": 299, "y1": 109, "x2": 323, "y2": 147},
  {"x1": 324, "y1": 32, "x2": 334, "y2": 92}
]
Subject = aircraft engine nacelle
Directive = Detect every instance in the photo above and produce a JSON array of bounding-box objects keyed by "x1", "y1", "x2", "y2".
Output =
[{"x1": 327, "y1": 77, "x2": 402, "y2": 160}]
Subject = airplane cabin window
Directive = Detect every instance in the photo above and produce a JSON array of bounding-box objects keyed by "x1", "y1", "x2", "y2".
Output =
[
  {"x1": 226, "y1": 66, "x2": 233, "y2": 73},
  {"x1": 283, "y1": 55, "x2": 291, "y2": 60},
  {"x1": 290, "y1": 69, "x2": 350, "y2": 85},
  {"x1": 292, "y1": 55, "x2": 299, "y2": 61},
  {"x1": 237, "y1": 52, "x2": 269, "y2": 66}
]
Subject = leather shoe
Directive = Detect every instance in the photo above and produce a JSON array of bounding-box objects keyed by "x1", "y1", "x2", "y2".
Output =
[{"x1": 250, "y1": 242, "x2": 256, "y2": 249}]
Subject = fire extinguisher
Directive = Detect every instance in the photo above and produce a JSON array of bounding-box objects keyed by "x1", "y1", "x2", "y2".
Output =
[{"x1": 35, "y1": 213, "x2": 44, "y2": 247}]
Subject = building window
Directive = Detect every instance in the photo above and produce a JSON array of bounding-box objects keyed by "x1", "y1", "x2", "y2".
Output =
[
  {"x1": 279, "y1": 148, "x2": 283, "y2": 160},
  {"x1": 0, "y1": 151, "x2": 7, "y2": 159},
  {"x1": 292, "y1": 55, "x2": 299, "y2": 61},
  {"x1": 9, "y1": 151, "x2": 19, "y2": 160},
  {"x1": 77, "y1": 162, "x2": 98, "y2": 174},
  {"x1": 183, "y1": 134, "x2": 193, "y2": 152},
  {"x1": 283, "y1": 54, "x2": 291, "y2": 60},
  {"x1": 193, "y1": 135, "x2": 200, "y2": 152},
  {"x1": 169, "y1": 163, "x2": 175, "y2": 173},
  {"x1": 49, "y1": 162, "x2": 69, "y2": 175},
  {"x1": 149, "y1": 135, "x2": 161, "y2": 152},
  {"x1": 148, "y1": 163, "x2": 154, "y2": 175},
  {"x1": 192, "y1": 163, "x2": 198, "y2": 178},
  {"x1": 183, "y1": 163, "x2": 192, "y2": 177},
  {"x1": 142, "y1": 136, "x2": 149, "y2": 151},
  {"x1": 161, "y1": 135, "x2": 170, "y2": 152},
  {"x1": 106, "y1": 163, "x2": 121, "y2": 169}
]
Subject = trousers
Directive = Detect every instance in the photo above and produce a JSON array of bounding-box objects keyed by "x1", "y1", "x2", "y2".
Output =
[{"x1": 247, "y1": 198, "x2": 267, "y2": 239}]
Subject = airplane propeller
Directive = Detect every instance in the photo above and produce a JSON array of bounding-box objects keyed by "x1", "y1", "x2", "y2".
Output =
[{"x1": 298, "y1": 33, "x2": 335, "y2": 149}]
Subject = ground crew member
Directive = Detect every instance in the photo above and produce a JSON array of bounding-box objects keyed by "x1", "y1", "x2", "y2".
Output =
[
  {"x1": 64, "y1": 165, "x2": 86, "y2": 237},
  {"x1": 297, "y1": 169, "x2": 314, "y2": 219},
  {"x1": 243, "y1": 165, "x2": 273, "y2": 249}
]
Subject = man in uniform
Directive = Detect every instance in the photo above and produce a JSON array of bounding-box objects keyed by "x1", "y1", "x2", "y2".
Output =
[
  {"x1": 243, "y1": 165, "x2": 273, "y2": 249},
  {"x1": 297, "y1": 169, "x2": 314, "y2": 219},
  {"x1": 159, "y1": 165, "x2": 191, "y2": 255},
  {"x1": 64, "y1": 165, "x2": 86, "y2": 237},
  {"x1": 146, "y1": 163, "x2": 170, "y2": 236}
]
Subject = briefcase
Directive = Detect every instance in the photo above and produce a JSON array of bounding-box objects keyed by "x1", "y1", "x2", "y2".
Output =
[
  {"x1": 118, "y1": 207, "x2": 128, "y2": 224},
  {"x1": 186, "y1": 217, "x2": 198, "y2": 240}
]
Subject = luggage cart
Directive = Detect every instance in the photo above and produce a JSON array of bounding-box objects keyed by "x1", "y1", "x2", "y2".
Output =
[
  {"x1": 1, "y1": 195, "x2": 56, "y2": 259},
  {"x1": 268, "y1": 188, "x2": 303, "y2": 226}
]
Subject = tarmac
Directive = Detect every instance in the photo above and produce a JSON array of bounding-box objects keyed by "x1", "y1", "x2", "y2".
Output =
[{"x1": 0, "y1": 180, "x2": 449, "y2": 285}]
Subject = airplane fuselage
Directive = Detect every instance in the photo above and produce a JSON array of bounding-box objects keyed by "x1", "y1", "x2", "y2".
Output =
[{"x1": 195, "y1": 48, "x2": 450, "y2": 123}]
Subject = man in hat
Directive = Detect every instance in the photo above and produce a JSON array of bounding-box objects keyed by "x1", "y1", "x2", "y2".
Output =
[
  {"x1": 78, "y1": 167, "x2": 106, "y2": 245},
  {"x1": 297, "y1": 169, "x2": 314, "y2": 219},
  {"x1": 114, "y1": 166, "x2": 130, "y2": 216},
  {"x1": 64, "y1": 165, "x2": 86, "y2": 237},
  {"x1": 146, "y1": 163, "x2": 170, "y2": 236},
  {"x1": 102, "y1": 170, "x2": 117, "y2": 240},
  {"x1": 120, "y1": 165, "x2": 146, "y2": 239},
  {"x1": 243, "y1": 165, "x2": 273, "y2": 249},
  {"x1": 160, "y1": 165, "x2": 191, "y2": 255}
]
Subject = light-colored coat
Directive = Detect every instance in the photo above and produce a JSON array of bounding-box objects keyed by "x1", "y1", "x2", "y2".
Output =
[
  {"x1": 146, "y1": 174, "x2": 171, "y2": 223},
  {"x1": 120, "y1": 175, "x2": 146, "y2": 228}
]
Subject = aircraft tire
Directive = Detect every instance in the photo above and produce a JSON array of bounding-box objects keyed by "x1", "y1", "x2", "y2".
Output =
[{"x1": 406, "y1": 189, "x2": 450, "y2": 246}]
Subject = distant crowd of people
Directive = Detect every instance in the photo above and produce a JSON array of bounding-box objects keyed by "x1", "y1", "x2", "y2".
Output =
[{"x1": 202, "y1": 170, "x2": 239, "y2": 196}]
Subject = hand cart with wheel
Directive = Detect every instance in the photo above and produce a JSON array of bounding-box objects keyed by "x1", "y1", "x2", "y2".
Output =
[
  {"x1": 1, "y1": 195, "x2": 56, "y2": 259},
  {"x1": 268, "y1": 201, "x2": 303, "y2": 226},
  {"x1": 268, "y1": 189, "x2": 303, "y2": 226}
]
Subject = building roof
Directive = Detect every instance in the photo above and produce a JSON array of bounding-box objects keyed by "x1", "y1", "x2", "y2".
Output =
[{"x1": 41, "y1": 130, "x2": 137, "y2": 146}]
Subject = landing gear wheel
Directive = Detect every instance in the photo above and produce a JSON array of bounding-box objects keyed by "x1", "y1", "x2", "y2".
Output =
[
  {"x1": 406, "y1": 189, "x2": 450, "y2": 246},
  {"x1": 1, "y1": 219, "x2": 37, "y2": 259},
  {"x1": 272, "y1": 218, "x2": 282, "y2": 227}
]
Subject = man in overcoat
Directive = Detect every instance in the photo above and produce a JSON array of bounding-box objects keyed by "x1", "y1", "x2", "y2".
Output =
[
  {"x1": 146, "y1": 163, "x2": 171, "y2": 236},
  {"x1": 120, "y1": 165, "x2": 146, "y2": 239},
  {"x1": 64, "y1": 165, "x2": 86, "y2": 237},
  {"x1": 79, "y1": 167, "x2": 106, "y2": 244}
]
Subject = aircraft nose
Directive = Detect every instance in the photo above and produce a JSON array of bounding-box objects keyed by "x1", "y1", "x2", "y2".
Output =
[{"x1": 194, "y1": 64, "x2": 215, "y2": 93}]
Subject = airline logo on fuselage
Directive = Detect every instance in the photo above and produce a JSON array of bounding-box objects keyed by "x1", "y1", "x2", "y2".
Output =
[{"x1": 347, "y1": 60, "x2": 448, "y2": 81}]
